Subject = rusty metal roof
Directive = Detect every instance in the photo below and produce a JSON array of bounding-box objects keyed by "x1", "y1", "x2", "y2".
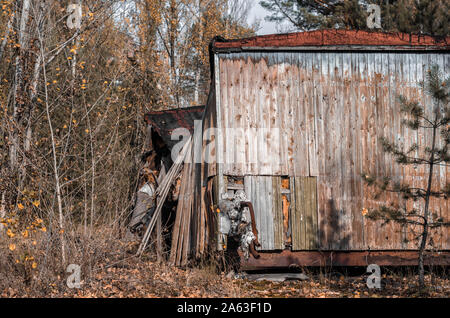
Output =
[
  {"x1": 144, "y1": 106, "x2": 204, "y2": 149},
  {"x1": 213, "y1": 29, "x2": 450, "y2": 52}
]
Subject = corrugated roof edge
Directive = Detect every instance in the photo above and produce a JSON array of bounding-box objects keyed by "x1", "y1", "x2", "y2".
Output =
[{"x1": 213, "y1": 29, "x2": 449, "y2": 52}]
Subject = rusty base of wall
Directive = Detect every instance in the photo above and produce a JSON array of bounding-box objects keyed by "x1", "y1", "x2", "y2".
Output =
[{"x1": 240, "y1": 250, "x2": 450, "y2": 270}]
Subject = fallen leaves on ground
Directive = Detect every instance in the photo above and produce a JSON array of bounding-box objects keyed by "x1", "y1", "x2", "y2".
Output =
[{"x1": 1, "y1": 239, "x2": 448, "y2": 298}]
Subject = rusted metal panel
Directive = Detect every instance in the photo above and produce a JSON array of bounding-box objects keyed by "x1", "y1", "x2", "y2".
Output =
[
  {"x1": 244, "y1": 176, "x2": 285, "y2": 251},
  {"x1": 217, "y1": 50, "x2": 449, "y2": 251},
  {"x1": 241, "y1": 250, "x2": 450, "y2": 269}
]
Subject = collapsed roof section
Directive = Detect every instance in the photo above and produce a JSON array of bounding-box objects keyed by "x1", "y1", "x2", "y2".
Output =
[{"x1": 144, "y1": 106, "x2": 205, "y2": 150}]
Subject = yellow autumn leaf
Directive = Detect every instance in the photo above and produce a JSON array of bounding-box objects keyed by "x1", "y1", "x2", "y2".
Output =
[
  {"x1": 361, "y1": 208, "x2": 369, "y2": 216},
  {"x1": 9, "y1": 243, "x2": 16, "y2": 251},
  {"x1": 41, "y1": 227, "x2": 47, "y2": 233},
  {"x1": 31, "y1": 262, "x2": 37, "y2": 269},
  {"x1": 17, "y1": 203, "x2": 24, "y2": 210},
  {"x1": 32, "y1": 200, "x2": 40, "y2": 208}
]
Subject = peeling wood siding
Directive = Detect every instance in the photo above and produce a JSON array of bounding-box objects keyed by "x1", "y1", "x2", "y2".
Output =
[{"x1": 217, "y1": 51, "x2": 449, "y2": 251}]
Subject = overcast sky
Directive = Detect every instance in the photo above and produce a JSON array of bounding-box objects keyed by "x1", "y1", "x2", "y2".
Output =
[{"x1": 247, "y1": 2, "x2": 279, "y2": 35}]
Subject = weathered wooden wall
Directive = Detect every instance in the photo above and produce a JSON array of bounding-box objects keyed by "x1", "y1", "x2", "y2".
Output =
[{"x1": 217, "y1": 51, "x2": 449, "y2": 251}]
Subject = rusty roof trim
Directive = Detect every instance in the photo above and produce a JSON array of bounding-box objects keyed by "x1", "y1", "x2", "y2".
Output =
[{"x1": 213, "y1": 30, "x2": 450, "y2": 52}]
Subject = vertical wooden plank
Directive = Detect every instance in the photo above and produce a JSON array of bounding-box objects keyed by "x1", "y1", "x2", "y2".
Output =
[
  {"x1": 220, "y1": 57, "x2": 229, "y2": 176},
  {"x1": 269, "y1": 53, "x2": 281, "y2": 175},
  {"x1": 291, "y1": 176, "x2": 318, "y2": 250},
  {"x1": 340, "y1": 53, "x2": 351, "y2": 250},
  {"x1": 299, "y1": 177, "x2": 307, "y2": 249},
  {"x1": 310, "y1": 177, "x2": 319, "y2": 249},
  {"x1": 259, "y1": 56, "x2": 270, "y2": 175},
  {"x1": 352, "y1": 52, "x2": 365, "y2": 250},
  {"x1": 235, "y1": 54, "x2": 245, "y2": 176},
  {"x1": 229, "y1": 56, "x2": 238, "y2": 175},
  {"x1": 314, "y1": 52, "x2": 327, "y2": 249},
  {"x1": 328, "y1": 52, "x2": 341, "y2": 250},
  {"x1": 442, "y1": 53, "x2": 450, "y2": 250},
  {"x1": 272, "y1": 177, "x2": 284, "y2": 249},
  {"x1": 250, "y1": 53, "x2": 261, "y2": 174},
  {"x1": 304, "y1": 178, "x2": 313, "y2": 249},
  {"x1": 267, "y1": 176, "x2": 275, "y2": 250},
  {"x1": 306, "y1": 51, "x2": 319, "y2": 177},
  {"x1": 294, "y1": 52, "x2": 309, "y2": 176},
  {"x1": 290, "y1": 177, "x2": 299, "y2": 249},
  {"x1": 277, "y1": 54, "x2": 289, "y2": 175},
  {"x1": 244, "y1": 54, "x2": 255, "y2": 175},
  {"x1": 363, "y1": 52, "x2": 375, "y2": 250},
  {"x1": 287, "y1": 52, "x2": 299, "y2": 175}
]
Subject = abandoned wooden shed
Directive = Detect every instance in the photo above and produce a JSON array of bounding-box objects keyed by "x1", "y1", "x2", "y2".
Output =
[{"x1": 161, "y1": 30, "x2": 450, "y2": 268}]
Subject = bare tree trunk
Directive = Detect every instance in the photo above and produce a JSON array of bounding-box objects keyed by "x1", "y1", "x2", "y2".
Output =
[
  {"x1": 37, "y1": 28, "x2": 66, "y2": 266},
  {"x1": 24, "y1": 54, "x2": 42, "y2": 153},
  {"x1": 0, "y1": 193, "x2": 5, "y2": 235},
  {"x1": 9, "y1": 0, "x2": 30, "y2": 170},
  {"x1": 0, "y1": 12, "x2": 14, "y2": 62}
]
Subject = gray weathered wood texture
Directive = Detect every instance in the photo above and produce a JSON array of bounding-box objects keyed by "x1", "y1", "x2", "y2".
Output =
[{"x1": 217, "y1": 51, "x2": 449, "y2": 251}]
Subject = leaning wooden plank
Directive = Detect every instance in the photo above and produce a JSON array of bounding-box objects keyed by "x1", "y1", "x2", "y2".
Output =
[
  {"x1": 199, "y1": 185, "x2": 207, "y2": 256},
  {"x1": 181, "y1": 163, "x2": 194, "y2": 266},
  {"x1": 176, "y1": 146, "x2": 194, "y2": 265},
  {"x1": 137, "y1": 137, "x2": 192, "y2": 256},
  {"x1": 157, "y1": 164, "x2": 167, "y2": 262},
  {"x1": 170, "y1": 162, "x2": 189, "y2": 265},
  {"x1": 178, "y1": 166, "x2": 192, "y2": 265}
]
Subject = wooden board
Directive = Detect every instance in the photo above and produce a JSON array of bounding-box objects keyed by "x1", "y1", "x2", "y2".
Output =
[{"x1": 291, "y1": 177, "x2": 318, "y2": 250}]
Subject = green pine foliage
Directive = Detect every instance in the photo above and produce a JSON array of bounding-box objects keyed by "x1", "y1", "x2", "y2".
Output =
[{"x1": 260, "y1": 0, "x2": 449, "y2": 36}]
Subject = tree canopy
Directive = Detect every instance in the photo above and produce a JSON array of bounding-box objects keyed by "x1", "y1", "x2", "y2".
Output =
[{"x1": 260, "y1": 0, "x2": 449, "y2": 36}]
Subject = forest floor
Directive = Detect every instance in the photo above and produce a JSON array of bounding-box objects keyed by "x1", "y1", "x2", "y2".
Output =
[{"x1": 1, "y1": 239, "x2": 448, "y2": 298}]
